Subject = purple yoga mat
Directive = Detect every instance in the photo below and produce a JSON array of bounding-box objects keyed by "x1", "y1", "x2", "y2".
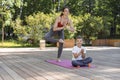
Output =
[{"x1": 45, "y1": 59, "x2": 96, "y2": 69}]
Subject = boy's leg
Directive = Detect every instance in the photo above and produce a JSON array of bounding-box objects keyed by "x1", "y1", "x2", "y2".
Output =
[
  {"x1": 83, "y1": 57, "x2": 92, "y2": 65},
  {"x1": 72, "y1": 57, "x2": 92, "y2": 67},
  {"x1": 72, "y1": 60, "x2": 85, "y2": 67},
  {"x1": 72, "y1": 60, "x2": 79, "y2": 67}
]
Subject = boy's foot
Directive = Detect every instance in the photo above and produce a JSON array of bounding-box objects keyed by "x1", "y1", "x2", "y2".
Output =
[
  {"x1": 59, "y1": 39, "x2": 64, "y2": 43},
  {"x1": 88, "y1": 63, "x2": 91, "y2": 67},
  {"x1": 76, "y1": 66, "x2": 80, "y2": 68},
  {"x1": 74, "y1": 66, "x2": 80, "y2": 68}
]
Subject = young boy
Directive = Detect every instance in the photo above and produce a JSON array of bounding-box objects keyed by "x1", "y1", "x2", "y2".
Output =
[{"x1": 72, "y1": 36, "x2": 92, "y2": 67}]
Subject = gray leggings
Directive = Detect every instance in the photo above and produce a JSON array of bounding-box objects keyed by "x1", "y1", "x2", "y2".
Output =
[{"x1": 44, "y1": 27, "x2": 64, "y2": 58}]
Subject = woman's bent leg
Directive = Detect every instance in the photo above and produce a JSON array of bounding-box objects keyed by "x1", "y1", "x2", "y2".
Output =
[{"x1": 44, "y1": 28, "x2": 58, "y2": 43}]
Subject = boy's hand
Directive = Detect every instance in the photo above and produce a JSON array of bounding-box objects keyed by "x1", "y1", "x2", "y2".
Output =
[
  {"x1": 81, "y1": 49, "x2": 85, "y2": 59},
  {"x1": 78, "y1": 49, "x2": 84, "y2": 56},
  {"x1": 80, "y1": 49, "x2": 84, "y2": 54}
]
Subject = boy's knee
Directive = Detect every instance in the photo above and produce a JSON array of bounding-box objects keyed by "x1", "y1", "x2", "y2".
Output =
[
  {"x1": 72, "y1": 61, "x2": 78, "y2": 67},
  {"x1": 88, "y1": 57, "x2": 92, "y2": 63}
]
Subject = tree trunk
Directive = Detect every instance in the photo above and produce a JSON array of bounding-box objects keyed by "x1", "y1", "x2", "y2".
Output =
[
  {"x1": 64, "y1": 0, "x2": 66, "y2": 6},
  {"x1": 2, "y1": 24, "x2": 4, "y2": 46},
  {"x1": 113, "y1": 15, "x2": 117, "y2": 36},
  {"x1": 110, "y1": 15, "x2": 117, "y2": 37}
]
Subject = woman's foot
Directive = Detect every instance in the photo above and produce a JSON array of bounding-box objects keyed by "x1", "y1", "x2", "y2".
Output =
[
  {"x1": 57, "y1": 58, "x2": 61, "y2": 62},
  {"x1": 59, "y1": 39, "x2": 64, "y2": 43}
]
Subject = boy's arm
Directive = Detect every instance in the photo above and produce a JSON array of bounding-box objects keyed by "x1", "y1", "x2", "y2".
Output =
[
  {"x1": 73, "y1": 53, "x2": 79, "y2": 58},
  {"x1": 72, "y1": 47, "x2": 79, "y2": 58},
  {"x1": 80, "y1": 49, "x2": 85, "y2": 59},
  {"x1": 73, "y1": 49, "x2": 85, "y2": 59}
]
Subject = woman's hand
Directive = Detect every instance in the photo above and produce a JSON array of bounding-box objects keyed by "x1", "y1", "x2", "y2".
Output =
[
  {"x1": 70, "y1": 27, "x2": 75, "y2": 32},
  {"x1": 66, "y1": 19, "x2": 75, "y2": 32}
]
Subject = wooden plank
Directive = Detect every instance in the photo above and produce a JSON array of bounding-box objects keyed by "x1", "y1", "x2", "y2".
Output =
[
  {"x1": 28, "y1": 58, "x2": 90, "y2": 80},
  {"x1": 11, "y1": 55, "x2": 57, "y2": 80},
  {"x1": 31, "y1": 51, "x2": 104, "y2": 77},
  {"x1": 0, "y1": 66, "x2": 14, "y2": 80},
  {"x1": 14, "y1": 53, "x2": 90, "y2": 80},
  {"x1": 0, "y1": 56, "x2": 47, "y2": 80},
  {"x1": 0, "y1": 61, "x2": 25, "y2": 80},
  {"x1": 13, "y1": 55, "x2": 69, "y2": 80},
  {"x1": 1, "y1": 62, "x2": 36, "y2": 80},
  {"x1": 0, "y1": 77, "x2": 3, "y2": 80},
  {"x1": 0, "y1": 47, "x2": 120, "y2": 80},
  {"x1": 40, "y1": 49, "x2": 119, "y2": 78}
]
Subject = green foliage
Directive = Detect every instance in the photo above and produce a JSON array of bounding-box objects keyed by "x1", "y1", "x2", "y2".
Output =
[
  {"x1": 12, "y1": 17, "x2": 27, "y2": 35},
  {"x1": 74, "y1": 13, "x2": 103, "y2": 44},
  {"x1": 25, "y1": 12, "x2": 59, "y2": 43},
  {"x1": 0, "y1": 40, "x2": 38, "y2": 48},
  {"x1": 0, "y1": 0, "x2": 23, "y2": 45},
  {"x1": 17, "y1": 0, "x2": 53, "y2": 19},
  {"x1": 1, "y1": 0, "x2": 120, "y2": 47},
  {"x1": 64, "y1": 15, "x2": 77, "y2": 39},
  {"x1": 0, "y1": 0, "x2": 23, "y2": 24},
  {"x1": 116, "y1": 25, "x2": 120, "y2": 35}
]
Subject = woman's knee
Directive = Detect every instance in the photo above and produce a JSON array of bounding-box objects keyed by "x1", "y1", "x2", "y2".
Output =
[{"x1": 44, "y1": 33, "x2": 49, "y2": 40}]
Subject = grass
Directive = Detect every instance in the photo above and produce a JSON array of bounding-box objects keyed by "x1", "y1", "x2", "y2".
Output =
[
  {"x1": 0, "y1": 40, "x2": 91, "y2": 48},
  {"x1": 0, "y1": 40, "x2": 38, "y2": 48},
  {"x1": 0, "y1": 40, "x2": 56, "y2": 48}
]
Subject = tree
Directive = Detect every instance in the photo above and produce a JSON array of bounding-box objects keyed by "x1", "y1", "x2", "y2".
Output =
[
  {"x1": 75, "y1": 13, "x2": 103, "y2": 44},
  {"x1": 94, "y1": 0, "x2": 120, "y2": 37},
  {"x1": 13, "y1": 0, "x2": 53, "y2": 20},
  {"x1": 0, "y1": 0, "x2": 13, "y2": 45},
  {"x1": 107, "y1": 0, "x2": 120, "y2": 37},
  {"x1": 25, "y1": 12, "x2": 58, "y2": 44},
  {"x1": 0, "y1": 0, "x2": 23, "y2": 45}
]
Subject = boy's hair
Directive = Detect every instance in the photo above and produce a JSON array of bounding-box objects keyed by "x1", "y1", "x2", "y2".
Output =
[
  {"x1": 74, "y1": 36, "x2": 83, "y2": 46},
  {"x1": 76, "y1": 36, "x2": 82, "y2": 40}
]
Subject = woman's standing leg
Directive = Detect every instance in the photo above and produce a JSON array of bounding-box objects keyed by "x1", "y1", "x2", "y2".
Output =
[
  {"x1": 57, "y1": 30, "x2": 64, "y2": 59},
  {"x1": 44, "y1": 27, "x2": 64, "y2": 61}
]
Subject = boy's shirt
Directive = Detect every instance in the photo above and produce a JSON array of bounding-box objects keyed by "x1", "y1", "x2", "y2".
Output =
[{"x1": 72, "y1": 46, "x2": 86, "y2": 60}]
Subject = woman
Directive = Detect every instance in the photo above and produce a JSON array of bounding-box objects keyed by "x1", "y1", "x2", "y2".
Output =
[{"x1": 44, "y1": 7, "x2": 75, "y2": 62}]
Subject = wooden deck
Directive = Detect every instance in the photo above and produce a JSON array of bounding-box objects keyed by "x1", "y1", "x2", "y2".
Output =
[{"x1": 0, "y1": 47, "x2": 120, "y2": 80}]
